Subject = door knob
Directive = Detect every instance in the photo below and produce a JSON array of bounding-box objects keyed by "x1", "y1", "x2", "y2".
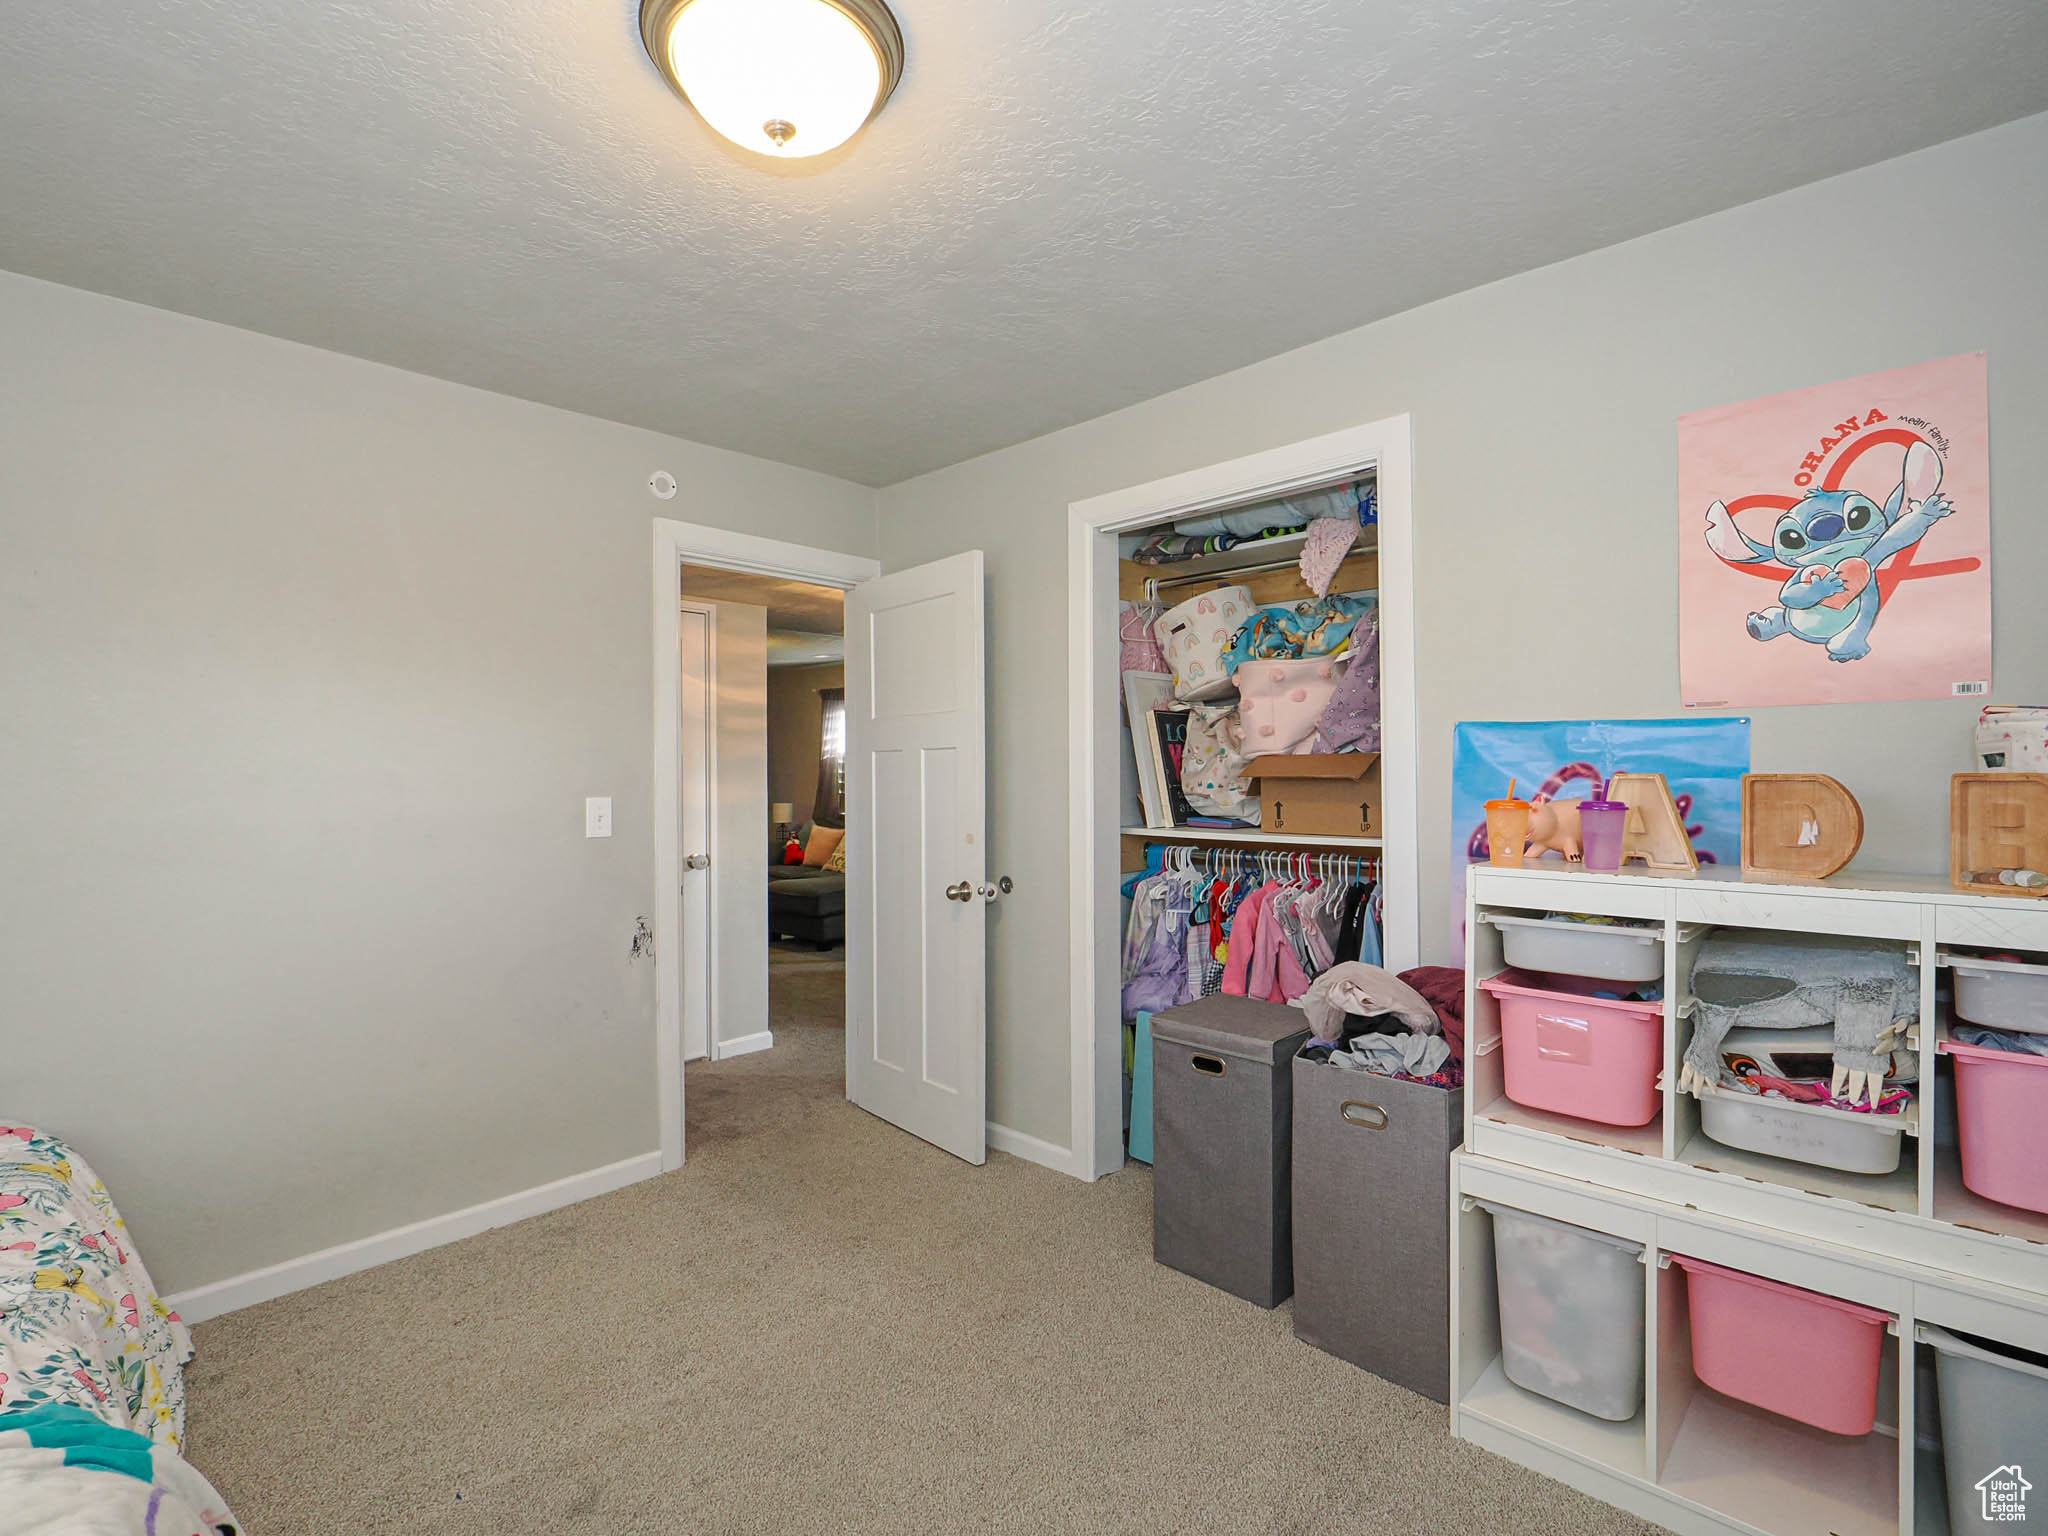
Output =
[
  {"x1": 685, "y1": 853, "x2": 710, "y2": 870},
  {"x1": 945, "y1": 881, "x2": 974, "y2": 902}
]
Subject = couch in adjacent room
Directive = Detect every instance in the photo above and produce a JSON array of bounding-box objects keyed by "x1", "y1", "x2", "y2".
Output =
[{"x1": 769, "y1": 824, "x2": 845, "y2": 948}]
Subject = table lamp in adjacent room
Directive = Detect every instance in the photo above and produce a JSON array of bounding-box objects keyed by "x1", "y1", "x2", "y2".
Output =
[{"x1": 771, "y1": 802, "x2": 795, "y2": 844}]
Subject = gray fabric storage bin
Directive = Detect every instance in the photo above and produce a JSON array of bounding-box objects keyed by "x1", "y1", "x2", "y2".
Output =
[
  {"x1": 1151, "y1": 997, "x2": 1310, "y2": 1308},
  {"x1": 1290, "y1": 1053, "x2": 1461, "y2": 1401}
]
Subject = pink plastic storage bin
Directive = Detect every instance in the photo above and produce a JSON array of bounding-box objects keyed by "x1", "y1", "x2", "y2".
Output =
[
  {"x1": 1479, "y1": 971, "x2": 1663, "y2": 1127},
  {"x1": 1670, "y1": 1255, "x2": 1891, "y2": 1435},
  {"x1": 1942, "y1": 1038, "x2": 2048, "y2": 1215}
]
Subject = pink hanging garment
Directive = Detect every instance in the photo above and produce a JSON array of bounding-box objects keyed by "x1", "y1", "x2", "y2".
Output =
[
  {"x1": 1219, "y1": 883, "x2": 1274, "y2": 997},
  {"x1": 1119, "y1": 600, "x2": 1169, "y2": 674},
  {"x1": 1250, "y1": 889, "x2": 1314, "y2": 1004}
]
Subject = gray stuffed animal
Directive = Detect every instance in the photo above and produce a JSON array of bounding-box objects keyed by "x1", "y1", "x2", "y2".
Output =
[{"x1": 1681, "y1": 932, "x2": 1917, "y2": 1108}]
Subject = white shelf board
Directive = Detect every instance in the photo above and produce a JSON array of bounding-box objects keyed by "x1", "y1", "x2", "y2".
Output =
[
  {"x1": 1676, "y1": 1130, "x2": 1919, "y2": 1214},
  {"x1": 1120, "y1": 824, "x2": 1382, "y2": 849},
  {"x1": 1932, "y1": 1155, "x2": 2048, "y2": 1248},
  {"x1": 1658, "y1": 1388, "x2": 1898, "y2": 1536},
  {"x1": 1476, "y1": 1094, "x2": 1663, "y2": 1160},
  {"x1": 1472, "y1": 858, "x2": 2048, "y2": 914},
  {"x1": 1459, "y1": 1356, "x2": 1646, "y2": 1480}
]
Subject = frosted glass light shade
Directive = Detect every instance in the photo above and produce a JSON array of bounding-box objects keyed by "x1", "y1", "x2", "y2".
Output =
[{"x1": 641, "y1": 0, "x2": 904, "y2": 159}]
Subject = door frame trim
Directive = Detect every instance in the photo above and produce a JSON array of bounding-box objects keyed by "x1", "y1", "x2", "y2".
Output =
[
  {"x1": 652, "y1": 518, "x2": 880, "y2": 1172},
  {"x1": 676, "y1": 599, "x2": 718, "y2": 1064},
  {"x1": 1065, "y1": 415, "x2": 1419, "y2": 1182}
]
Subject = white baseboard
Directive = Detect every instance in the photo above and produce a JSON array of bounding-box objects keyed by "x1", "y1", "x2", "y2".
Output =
[
  {"x1": 987, "y1": 1121, "x2": 1085, "y2": 1178},
  {"x1": 714, "y1": 1030, "x2": 774, "y2": 1060},
  {"x1": 165, "y1": 1151, "x2": 662, "y2": 1324}
]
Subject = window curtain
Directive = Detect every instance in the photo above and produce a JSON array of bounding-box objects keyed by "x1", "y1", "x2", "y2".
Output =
[{"x1": 814, "y1": 687, "x2": 846, "y2": 828}]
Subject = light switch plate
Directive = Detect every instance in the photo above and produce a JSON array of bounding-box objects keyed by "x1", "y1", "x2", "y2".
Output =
[{"x1": 585, "y1": 797, "x2": 612, "y2": 838}]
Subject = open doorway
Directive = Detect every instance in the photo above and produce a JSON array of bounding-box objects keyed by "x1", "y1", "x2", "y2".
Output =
[
  {"x1": 654, "y1": 520, "x2": 990, "y2": 1171},
  {"x1": 677, "y1": 562, "x2": 847, "y2": 1084},
  {"x1": 650, "y1": 521, "x2": 880, "y2": 1172}
]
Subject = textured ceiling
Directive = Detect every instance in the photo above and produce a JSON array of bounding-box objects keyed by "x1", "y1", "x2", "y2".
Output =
[{"x1": 3, "y1": 3, "x2": 2045, "y2": 485}]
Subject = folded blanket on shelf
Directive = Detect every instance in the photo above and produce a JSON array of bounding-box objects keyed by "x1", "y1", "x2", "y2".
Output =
[{"x1": 1680, "y1": 934, "x2": 1916, "y2": 1104}]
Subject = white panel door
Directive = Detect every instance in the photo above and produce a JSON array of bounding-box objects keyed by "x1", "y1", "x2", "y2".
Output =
[
  {"x1": 679, "y1": 604, "x2": 713, "y2": 1063},
  {"x1": 845, "y1": 551, "x2": 987, "y2": 1164}
]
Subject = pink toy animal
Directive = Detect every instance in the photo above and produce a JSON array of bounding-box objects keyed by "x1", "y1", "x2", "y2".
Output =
[{"x1": 1524, "y1": 798, "x2": 1583, "y2": 861}]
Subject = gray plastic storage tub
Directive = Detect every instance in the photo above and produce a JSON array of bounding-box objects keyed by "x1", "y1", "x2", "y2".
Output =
[
  {"x1": 1291, "y1": 1054, "x2": 1461, "y2": 1400},
  {"x1": 1151, "y1": 997, "x2": 1310, "y2": 1309},
  {"x1": 1923, "y1": 1325, "x2": 2048, "y2": 1532},
  {"x1": 1479, "y1": 1201, "x2": 1646, "y2": 1421},
  {"x1": 1481, "y1": 913, "x2": 1699, "y2": 984},
  {"x1": 1944, "y1": 951, "x2": 2048, "y2": 1034}
]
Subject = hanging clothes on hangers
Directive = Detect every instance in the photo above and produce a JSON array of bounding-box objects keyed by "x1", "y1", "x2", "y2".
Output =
[{"x1": 1129, "y1": 843, "x2": 1380, "y2": 1012}]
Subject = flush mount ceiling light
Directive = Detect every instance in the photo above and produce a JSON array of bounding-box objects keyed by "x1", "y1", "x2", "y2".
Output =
[{"x1": 640, "y1": 0, "x2": 904, "y2": 159}]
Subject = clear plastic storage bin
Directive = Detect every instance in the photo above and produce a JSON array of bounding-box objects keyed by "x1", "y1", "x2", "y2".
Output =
[
  {"x1": 1697, "y1": 1089, "x2": 1908, "y2": 1175},
  {"x1": 1944, "y1": 951, "x2": 2048, "y2": 1034},
  {"x1": 1482, "y1": 913, "x2": 1704, "y2": 985},
  {"x1": 1480, "y1": 1201, "x2": 1645, "y2": 1422},
  {"x1": 1921, "y1": 1325, "x2": 2048, "y2": 1533}
]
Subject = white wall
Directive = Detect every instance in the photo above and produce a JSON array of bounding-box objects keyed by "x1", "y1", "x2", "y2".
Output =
[
  {"x1": 876, "y1": 112, "x2": 2048, "y2": 1153},
  {"x1": 0, "y1": 272, "x2": 876, "y2": 1291},
  {"x1": 706, "y1": 600, "x2": 769, "y2": 1053}
]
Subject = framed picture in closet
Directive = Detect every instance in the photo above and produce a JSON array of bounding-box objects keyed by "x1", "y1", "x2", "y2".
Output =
[{"x1": 1122, "y1": 670, "x2": 1175, "y2": 828}]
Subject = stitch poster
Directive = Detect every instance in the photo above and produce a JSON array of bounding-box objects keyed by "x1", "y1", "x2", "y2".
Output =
[{"x1": 1678, "y1": 352, "x2": 1989, "y2": 708}]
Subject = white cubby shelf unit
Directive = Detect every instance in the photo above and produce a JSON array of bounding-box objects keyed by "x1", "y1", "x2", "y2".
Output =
[{"x1": 1454, "y1": 862, "x2": 2048, "y2": 1536}]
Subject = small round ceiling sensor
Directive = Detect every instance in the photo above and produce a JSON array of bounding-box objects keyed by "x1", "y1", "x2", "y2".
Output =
[{"x1": 649, "y1": 470, "x2": 678, "y2": 500}]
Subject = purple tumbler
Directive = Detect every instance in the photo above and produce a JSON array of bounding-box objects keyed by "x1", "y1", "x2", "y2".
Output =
[{"x1": 1578, "y1": 796, "x2": 1629, "y2": 872}]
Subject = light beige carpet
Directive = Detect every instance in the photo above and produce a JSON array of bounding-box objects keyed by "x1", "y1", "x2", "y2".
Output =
[{"x1": 184, "y1": 981, "x2": 1660, "y2": 1535}]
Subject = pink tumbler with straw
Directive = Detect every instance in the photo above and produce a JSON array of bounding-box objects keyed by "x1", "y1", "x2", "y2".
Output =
[{"x1": 1578, "y1": 790, "x2": 1629, "y2": 873}]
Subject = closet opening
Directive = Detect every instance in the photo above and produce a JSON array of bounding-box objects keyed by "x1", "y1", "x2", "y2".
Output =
[{"x1": 1066, "y1": 416, "x2": 1419, "y2": 1183}]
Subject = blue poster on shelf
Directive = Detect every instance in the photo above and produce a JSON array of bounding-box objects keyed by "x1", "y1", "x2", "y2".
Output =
[{"x1": 1449, "y1": 717, "x2": 1751, "y2": 951}]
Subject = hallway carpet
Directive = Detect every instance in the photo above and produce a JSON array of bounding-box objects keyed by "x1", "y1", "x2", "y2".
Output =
[{"x1": 183, "y1": 1005, "x2": 1659, "y2": 1535}]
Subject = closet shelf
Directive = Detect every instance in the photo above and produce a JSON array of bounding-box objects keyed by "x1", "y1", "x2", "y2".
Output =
[{"x1": 1120, "y1": 825, "x2": 1382, "y2": 850}]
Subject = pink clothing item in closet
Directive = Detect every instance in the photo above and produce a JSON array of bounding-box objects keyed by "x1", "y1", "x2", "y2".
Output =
[
  {"x1": 1237, "y1": 655, "x2": 1349, "y2": 755},
  {"x1": 1293, "y1": 962, "x2": 1440, "y2": 1044},
  {"x1": 1298, "y1": 516, "x2": 1361, "y2": 597},
  {"x1": 1250, "y1": 892, "x2": 1314, "y2": 1004},
  {"x1": 1219, "y1": 883, "x2": 1274, "y2": 997},
  {"x1": 1119, "y1": 601, "x2": 1169, "y2": 674}
]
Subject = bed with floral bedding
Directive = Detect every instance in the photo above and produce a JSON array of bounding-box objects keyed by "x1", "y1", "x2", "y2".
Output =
[{"x1": 0, "y1": 1122, "x2": 240, "y2": 1533}]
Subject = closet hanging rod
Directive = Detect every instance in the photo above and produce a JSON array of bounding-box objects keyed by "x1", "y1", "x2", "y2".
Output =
[
  {"x1": 1140, "y1": 537, "x2": 1379, "y2": 598},
  {"x1": 1142, "y1": 841, "x2": 1378, "y2": 878},
  {"x1": 1145, "y1": 554, "x2": 1309, "y2": 594}
]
